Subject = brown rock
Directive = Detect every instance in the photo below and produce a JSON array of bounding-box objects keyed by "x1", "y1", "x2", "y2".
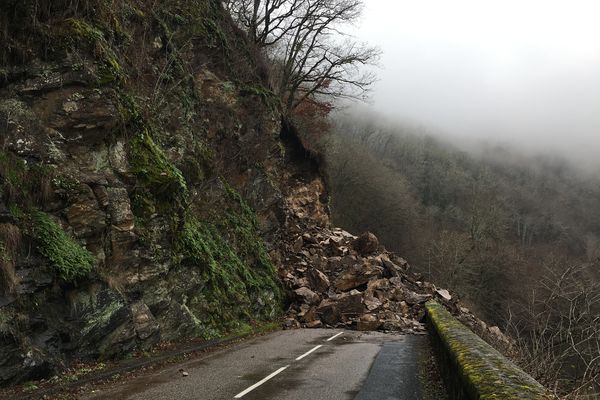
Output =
[
  {"x1": 316, "y1": 299, "x2": 341, "y2": 325},
  {"x1": 381, "y1": 257, "x2": 403, "y2": 278},
  {"x1": 284, "y1": 318, "x2": 301, "y2": 329},
  {"x1": 334, "y1": 263, "x2": 380, "y2": 291},
  {"x1": 295, "y1": 287, "x2": 320, "y2": 305},
  {"x1": 353, "y1": 232, "x2": 379, "y2": 255},
  {"x1": 334, "y1": 270, "x2": 369, "y2": 291},
  {"x1": 307, "y1": 268, "x2": 330, "y2": 293},
  {"x1": 292, "y1": 235, "x2": 304, "y2": 253},
  {"x1": 336, "y1": 290, "x2": 365, "y2": 315},
  {"x1": 66, "y1": 196, "x2": 107, "y2": 238},
  {"x1": 325, "y1": 256, "x2": 342, "y2": 272},
  {"x1": 357, "y1": 314, "x2": 381, "y2": 331},
  {"x1": 301, "y1": 306, "x2": 318, "y2": 323},
  {"x1": 364, "y1": 296, "x2": 383, "y2": 311},
  {"x1": 306, "y1": 320, "x2": 323, "y2": 328}
]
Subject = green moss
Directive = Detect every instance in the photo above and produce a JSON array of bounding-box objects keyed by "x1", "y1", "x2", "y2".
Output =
[
  {"x1": 174, "y1": 185, "x2": 282, "y2": 338},
  {"x1": 29, "y1": 211, "x2": 95, "y2": 282},
  {"x1": 62, "y1": 18, "x2": 124, "y2": 85},
  {"x1": 128, "y1": 129, "x2": 187, "y2": 203},
  {"x1": 221, "y1": 184, "x2": 276, "y2": 274},
  {"x1": 176, "y1": 216, "x2": 281, "y2": 337},
  {"x1": 425, "y1": 301, "x2": 554, "y2": 399}
]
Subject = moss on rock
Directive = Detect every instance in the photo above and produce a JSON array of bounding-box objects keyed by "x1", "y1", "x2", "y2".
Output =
[
  {"x1": 172, "y1": 184, "x2": 282, "y2": 339},
  {"x1": 425, "y1": 301, "x2": 555, "y2": 399},
  {"x1": 128, "y1": 129, "x2": 187, "y2": 203},
  {"x1": 29, "y1": 211, "x2": 95, "y2": 282}
]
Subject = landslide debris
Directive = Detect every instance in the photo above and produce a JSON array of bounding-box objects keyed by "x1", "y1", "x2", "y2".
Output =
[{"x1": 278, "y1": 214, "x2": 513, "y2": 353}]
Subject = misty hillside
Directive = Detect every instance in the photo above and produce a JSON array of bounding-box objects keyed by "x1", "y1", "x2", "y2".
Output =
[{"x1": 324, "y1": 112, "x2": 600, "y2": 320}]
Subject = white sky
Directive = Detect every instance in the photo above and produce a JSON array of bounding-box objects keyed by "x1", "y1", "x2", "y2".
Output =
[{"x1": 351, "y1": 0, "x2": 600, "y2": 165}]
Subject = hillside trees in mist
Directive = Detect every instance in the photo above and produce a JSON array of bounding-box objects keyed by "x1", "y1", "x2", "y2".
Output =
[
  {"x1": 321, "y1": 111, "x2": 600, "y2": 394},
  {"x1": 223, "y1": 0, "x2": 379, "y2": 112}
]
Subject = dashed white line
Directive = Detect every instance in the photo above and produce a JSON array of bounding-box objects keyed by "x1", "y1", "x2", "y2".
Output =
[
  {"x1": 233, "y1": 365, "x2": 290, "y2": 398},
  {"x1": 326, "y1": 331, "x2": 343, "y2": 341},
  {"x1": 234, "y1": 332, "x2": 344, "y2": 398},
  {"x1": 295, "y1": 344, "x2": 323, "y2": 361}
]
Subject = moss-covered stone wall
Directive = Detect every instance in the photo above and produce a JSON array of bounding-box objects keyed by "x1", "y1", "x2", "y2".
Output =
[{"x1": 425, "y1": 301, "x2": 555, "y2": 400}]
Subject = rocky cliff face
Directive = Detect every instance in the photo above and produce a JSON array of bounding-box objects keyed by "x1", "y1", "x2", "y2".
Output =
[{"x1": 0, "y1": 0, "x2": 328, "y2": 385}]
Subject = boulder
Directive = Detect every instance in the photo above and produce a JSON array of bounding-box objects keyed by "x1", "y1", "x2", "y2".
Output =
[
  {"x1": 336, "y1": 290, "x2": 365, "y2": 315},
  {"x1": 316, "y1": 299, "x2": 341, "y2": 325},
  {"x1": 353, "y1": 232, "x2": 379, "y2": 255},
  {"x1": 307, "y1": 268, "x2": 330, "y2": 293},
  {"x1": 357, "y1": 314, "x2": 381, "y2": 331},
  {"x1": 334, "y1": 263, "x2": 380, "y2": 291},
  {"x1": 334, "y1": 270, "x2": 370, "y2": 291},
  {"x1": 294, "y1": 287, "x2": 320, "y2": 305}
]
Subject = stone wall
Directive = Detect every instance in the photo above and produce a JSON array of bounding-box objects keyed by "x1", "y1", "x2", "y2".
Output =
[{"x1": 425, "y1": 301, "x2": 555, "y2": 399}]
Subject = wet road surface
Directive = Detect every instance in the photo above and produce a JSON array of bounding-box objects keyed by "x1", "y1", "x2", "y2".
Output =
[{"x1": 82, "y1": 329, "x2": 442, "y2": 400}]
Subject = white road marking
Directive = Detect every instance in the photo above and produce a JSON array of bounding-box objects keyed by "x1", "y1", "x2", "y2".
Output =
[
  {"x1": 234, "y1": 332, "x2": 345, "y2": 398},
  {"x1": 233, "y1": 365, "x2": 290, "y2": 398},
  {"x1": 295, "y1": 344, "x2": 323, "y2": 361}
]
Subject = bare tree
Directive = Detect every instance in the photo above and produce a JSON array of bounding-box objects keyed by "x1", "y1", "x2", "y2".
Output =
[
  {"x1": 224, "y1": 0, "x2": 302, "y2": 45},
  {"x1": 224, "y1": 0, "x2": 380, "y2": 112},
  {"x1": 506, "y1": 263, "x2": 600, "y2": 398}
]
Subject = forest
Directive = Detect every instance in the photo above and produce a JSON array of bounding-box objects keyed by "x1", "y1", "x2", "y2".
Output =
[{"x1": 320, "y1": 110, "x2": 600, "y2": 393}]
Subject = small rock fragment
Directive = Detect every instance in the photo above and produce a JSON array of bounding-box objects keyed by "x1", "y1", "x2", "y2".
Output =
[{"x1": 436, "y1": 289, "x2": 452, "y2": 301}]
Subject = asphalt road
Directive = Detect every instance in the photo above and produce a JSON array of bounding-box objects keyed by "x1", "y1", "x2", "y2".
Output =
[{"x1": 82, "y1": 329, "x2": 444, "y2": 400}]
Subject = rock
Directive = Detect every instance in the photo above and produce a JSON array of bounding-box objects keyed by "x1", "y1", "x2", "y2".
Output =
[
  {"x1": 364, "y1": 296, "x2": 383, "y2": 311},
  {"x1": 401, "y1": 289, "x2": 432, "y2": 305},
  {"x1": 307, "y1": 268, "x2": 330, "y2": 293},
  {"x1": 436, "y1": 289, "x2": 452, "y2": 301},
  {"x1": 130, "y1": 302, "x2": 160, "y2": 343},
  {"x1": 388, "y1": 276, "x2": 404, "y2": 287},
  {"x1": 294, "y1": 287, "x2": 320, "y2": 305},
  {"x1": 66, "y1": 194, "x2": 107, "y2": 238},
  {"x1": 325, "y1": 256, "x2": 342, "y2": 272},
  {"x1": 284, "y1": 318, "x2": 301, "y2": 329},
  {"x1": 302, "y1": 233, "x2": 317, "y2": 244},
  {"x1": 336, "y1": 290, "x2": 365, "y2": 315},
  {"x1": 334, "y1": 263, "x2": 380, "y2": 291},
  {"x1": 292, "y1": 236, "x2": 304, "y2": 252},
  {"x1": 316, "y1": 299, "x2": 341, "y2": 326},
  {"x1": 357, "y1": 314, "x2": 381, "y2": 331},
  {"x1": 381, "y1": 257, "x2": 402, "y2": 278},
  {"x1": 306, "y1": 320, "x2": 323, "y2": 328},
  {"x1": 334, "y1": 270, "x2": 369, "y2": 291},
  {"x1": 353, "y1": 232, "x2": 379, "y2": 255},
  {"x1": 300, "y1": 306, "x2": 318, "y2": 323}
]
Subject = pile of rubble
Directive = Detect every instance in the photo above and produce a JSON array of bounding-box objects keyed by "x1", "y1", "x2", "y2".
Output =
[{"x1": 279, "y1": 226, "x2": 513, "y2": 351}]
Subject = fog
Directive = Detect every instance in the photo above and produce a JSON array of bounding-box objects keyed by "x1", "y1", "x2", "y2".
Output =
[{"x1": 349, "y1": 0, "x2": 600, "y2": 168}]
